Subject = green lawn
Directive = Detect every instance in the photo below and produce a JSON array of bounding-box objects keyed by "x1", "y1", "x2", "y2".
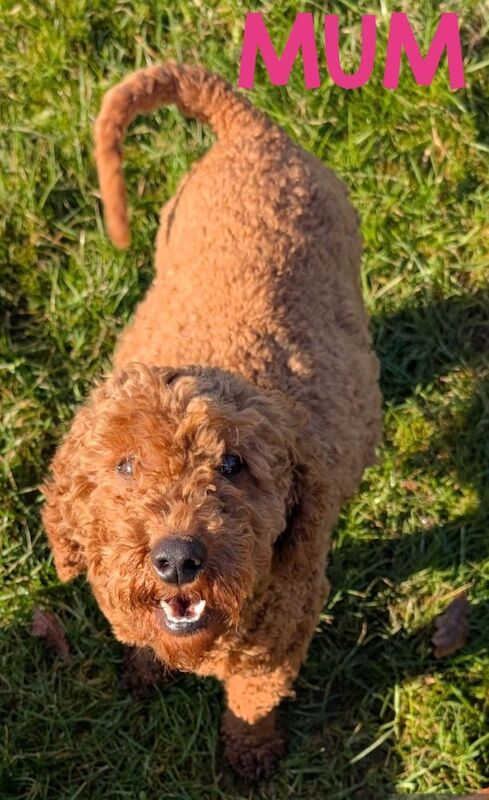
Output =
[{"x1": 1, "y1": 1, "x2": 488, "y2": 797}]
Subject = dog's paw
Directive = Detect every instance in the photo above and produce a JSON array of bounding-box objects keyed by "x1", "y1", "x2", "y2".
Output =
[
  {"x1": 222, "y1": 709, "x2": 285, "y2": 782},
  {"x1": 224, "y1": 732, "x2": 285, "y2": 782}
]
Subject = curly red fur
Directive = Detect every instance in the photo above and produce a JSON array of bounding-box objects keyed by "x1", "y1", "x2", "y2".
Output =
[{"x1": 42, "y1": 63, "x2": 382, "y2": 781}]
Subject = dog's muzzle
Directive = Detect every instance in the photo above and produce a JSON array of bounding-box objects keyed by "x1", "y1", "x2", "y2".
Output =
[{"x1": 159, "y1": 595, "x2": 208, "y2": 634}]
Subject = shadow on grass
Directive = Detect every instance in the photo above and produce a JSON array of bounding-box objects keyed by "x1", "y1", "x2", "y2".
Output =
[
  {"x1": 372, "y1": 289, "x2": 489, "y2": 404},
  {"x1": 0, "y1": 587, "x2": 225, "y2": 800},
  {"x1": 293, "y1": 294, "x2": 489, "y2": 793}
]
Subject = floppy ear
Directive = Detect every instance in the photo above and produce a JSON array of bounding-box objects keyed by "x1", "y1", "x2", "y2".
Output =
[
  {"x1": 273, "y1": 449, "x2": 332, "y2": 568},
  {"x1": 245, "y1": 387, "x2": 331, "y2": 561},
  {"x1": 259, "y1": 391, "x2": 334, "y2": 568},
  {"x1": 41, "y1": 403, "x2": 96, "y2": 582}
]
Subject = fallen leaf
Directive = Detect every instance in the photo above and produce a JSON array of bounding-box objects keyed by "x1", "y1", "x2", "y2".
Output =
[
  {"x1": 31, "y1": 607, "x2": 71, "y2": 662},
  {"x1": 432, "y1": 592, "x2": 471, "y2": 658}
]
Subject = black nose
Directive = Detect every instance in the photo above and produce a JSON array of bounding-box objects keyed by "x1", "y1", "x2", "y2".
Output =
[{"x1": 151, "y1": 536, "x2": 207, "y2": 585}]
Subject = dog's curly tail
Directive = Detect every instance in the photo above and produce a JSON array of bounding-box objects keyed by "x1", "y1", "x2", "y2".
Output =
[{"x1": 94, "y1": 62, "x2": 268, "y2": 249}]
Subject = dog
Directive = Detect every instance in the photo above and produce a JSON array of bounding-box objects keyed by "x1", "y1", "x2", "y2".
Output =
[{"x1": 42, "y1": 62, "x2": 382, "y2": 781}]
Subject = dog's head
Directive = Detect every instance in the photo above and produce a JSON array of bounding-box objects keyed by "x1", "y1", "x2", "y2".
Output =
[{"x1": 42, "y1": 364, "x2": 323, "y2": 669}]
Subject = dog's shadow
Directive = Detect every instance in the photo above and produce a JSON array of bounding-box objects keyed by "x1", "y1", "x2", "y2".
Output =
[
  {"x1": 281, "y1": 290, "x2": 489, "y2": 796},
  {"x1": 1, "y1": 289, "x2": 488, "y2": 797}
]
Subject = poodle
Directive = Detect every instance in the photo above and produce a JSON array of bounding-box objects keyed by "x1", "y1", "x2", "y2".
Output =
[{"x1": 42, "y1": 62, "x2": 382, "y2": 781}]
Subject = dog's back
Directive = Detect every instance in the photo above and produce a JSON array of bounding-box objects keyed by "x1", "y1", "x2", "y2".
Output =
[{"x1": 95, "y1": 63, "x2": 382, "y2": 498}]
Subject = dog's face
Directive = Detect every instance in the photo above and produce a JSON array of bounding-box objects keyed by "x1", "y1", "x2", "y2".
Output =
[{"x1": 42, "y1": 365, "x2": 308, "y2": 669}]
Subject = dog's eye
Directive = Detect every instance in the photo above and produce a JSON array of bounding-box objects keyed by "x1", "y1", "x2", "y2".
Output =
[
  {"x1": 218, "y1": 454, "x2": 244, "y2": 479},
  {"x1": 116, "y1": 457, "x2": 134, "y2": 478}
]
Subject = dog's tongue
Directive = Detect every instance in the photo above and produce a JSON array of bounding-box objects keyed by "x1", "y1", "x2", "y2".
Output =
[
  {"x1": 170, "y1": 597, "x2": 190, "y2": 618},
  {"x1": 161, "y1": 596, "x2": 206, "y2": 622}
]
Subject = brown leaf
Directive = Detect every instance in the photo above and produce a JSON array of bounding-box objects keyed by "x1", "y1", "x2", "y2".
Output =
[
  {"x1": 401, "y1": 479, "x2": 418, "y2": 493},
  {"x1": 432, "y1": 592, "x2": 471, "y2": 658},
  {"x1": 31, "y1": 607, "x2": 71, "y2": 662}
]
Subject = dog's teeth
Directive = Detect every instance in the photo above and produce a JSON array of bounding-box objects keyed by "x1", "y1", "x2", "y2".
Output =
[
  {"x1": 159, "y1": 600, "x2": 180, "y2": 623},
  {"x1": 188, "y1": 599, "x2": 206, "y2": 621},
  {"x1": 159, "y1": 598, "x2": 206, "y2": 624}
]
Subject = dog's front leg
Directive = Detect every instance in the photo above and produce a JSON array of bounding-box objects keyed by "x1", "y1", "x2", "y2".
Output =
[
  {"x1": 121, "y1": 646, "x2": 174, "y2": 698},
  {"x1": 222, "y1": 669, "x2": 295, "y2": 781}
]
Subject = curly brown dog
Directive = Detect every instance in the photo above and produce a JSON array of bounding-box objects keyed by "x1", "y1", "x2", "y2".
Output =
[{"x1": 42, "y1": 62, "x2": 382, "y2": 781}]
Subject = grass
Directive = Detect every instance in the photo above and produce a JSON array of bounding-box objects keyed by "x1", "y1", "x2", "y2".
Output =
[{"x1": 1, "y1": 0, "x2": 488, "y2": 797}]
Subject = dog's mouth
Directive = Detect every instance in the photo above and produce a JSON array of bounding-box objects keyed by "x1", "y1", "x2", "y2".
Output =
[{"x1": 158, "y1": 595, "x2": 208, "y2": 635}]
